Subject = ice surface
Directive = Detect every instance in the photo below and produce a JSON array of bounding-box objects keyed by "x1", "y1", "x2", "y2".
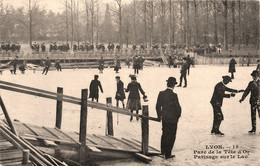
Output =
[{"x1": 0, "y1": 65, "x2": 259, "y2": 166}]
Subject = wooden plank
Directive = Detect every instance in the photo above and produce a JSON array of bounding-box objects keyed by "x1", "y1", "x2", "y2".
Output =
[
  {"x1": 0, "y1": 128, "x2": 23, "y2": 150},
  {"x1": 131, "y1": 138, "x2": 160, "y2": 153},
  {"x1": 12, "y1": 121, "x2": 35, "y2": 136},
  {"x1": 141, "y1": 105, "x2": 149, "y2": 155},
  {"x1": 79, "y1": 89, "x2": 88, "y2": 164},
  {"x1": 92, "y1": 134, "x2": 119, "y2": 149},
  {"x1": 0, "y1": 149, "x2": 22, "y2": 160},
  {"x1": 106, "y1": 97, "x2": 113, "y2": 136},
  {"x1": 0, "y1": 81, "x2": 159, "y2": 122},
  {"x1": 134, "y1": 153, "x2": 152, "y2": 163},
  {"x1": 97, "y1": 135, "x2": 137, "y2": 151},
  {"x1": 108, "y1": 136, "x2": 140, "y2": 151},
  {"x1": 21, "y1": 134, "x2": 73, "y2": 144},
  {"x1": 55, "y1": 87, "x2": 63, "y2": 129},
  {"x1": 25, "y1": 124, "x2": 57, "y2": 139},
  {"x1": 42, "y1": 127, "x2": 61, "y2": 139},
  {"x1": 0, "y1": 96, "x2": 17, "y2": 135}
]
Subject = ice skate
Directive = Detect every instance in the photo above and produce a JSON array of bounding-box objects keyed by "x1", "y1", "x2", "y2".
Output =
[
  {"x1": 215, "y1": 131, "x2": 224, "y2": 136},
  {"x1": 248, "y1": 129, "x2": 256, "y2": 135}
]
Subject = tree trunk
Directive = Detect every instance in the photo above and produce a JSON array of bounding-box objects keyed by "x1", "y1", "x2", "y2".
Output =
[
  {"x1": 186, "y1": 0, "x2": 190, "y2": 47},
  {"x1": 223, "y1": 0, "x2": 228, "y2": 50},
  {"x1": 180, "y1": 1, "x2": 183, "y2": 44},
  {"x1": 150, "y1": 0, "x2": 153, "y2": 47},
  {"x1": 238, "y1": 0, "x2": 241, "y2": 50},
  {"x1": 133, "y1": 0, "x2": 137, "y2": 44},
  {"x1": 96, "y1": 3, "x2": 99, "y2": 44},
  {"x1": 213, "y1": 0, "x2": 218, "y2": 45},
  {"x1": 169, "y1": 0, "x2": 172, "y2": 47},
  {"x1": 66, "y1": 0, "x2": 69, "y2": 45},
  {"x1": 91, "y1": 0, "x2": 94, "y2": 45},
  {"x1": 231, "y1": 1, "x2": 236, "y2": 46},
  {"x1": 194, "y1": 0, "x2": 198, "y2": 45},
  {"x1": 144, "y1": 0, "x2": 147, "y2": 45},
  {"x1": 71, "y1": 0, "x2": 74, "y2": 49},
  {"x1": 29, "y1": 0, "x2": 32, "y2": 47}
]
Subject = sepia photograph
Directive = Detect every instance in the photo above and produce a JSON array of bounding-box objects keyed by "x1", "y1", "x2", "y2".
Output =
[{"x1": 0, "y1": 0, "x2": 259, "y2": 165}]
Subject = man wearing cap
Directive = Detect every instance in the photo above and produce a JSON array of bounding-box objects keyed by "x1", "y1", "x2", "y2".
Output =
[
  {"x1": 89, "y1": 75, "x2": 103, "y2": 102},
  {"x1": 239, "y1": 70, "x2": 260, "y2": 134},
  {"x1": 177, "y1": 58, "x2": 189, "y2": 88},
  {"x1": 115, "y1": 76, "x2": 126, "y2": 108},
  {"x1": 156, "y1": 77, "x2": 181, "y2": 159},
  {"x1": 210, "y1": 76, "x2": 243, "y2": 135}
]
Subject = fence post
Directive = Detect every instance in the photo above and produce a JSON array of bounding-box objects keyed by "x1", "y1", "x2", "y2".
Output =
[
  {"x1": 22, "y1": 149, "x2": 30, "y2": 165},
  {"x1": 55, "y1": 87, "x2": 63, "y2": 129},
  {"x1": 106, "y1": 97, "x2": 114, "y2": 136},
  {"x1": 79, "y1": 89, "x2": 88, "y2": 164},
  {"x1": 141, "y1": 105, "x2": 149, "y2": 155}
]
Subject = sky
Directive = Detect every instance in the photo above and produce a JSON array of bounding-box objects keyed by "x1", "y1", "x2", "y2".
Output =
[
  {"x1": 3, "y1": 0, "x2": 65, "y2": 13},
  {"x1": 3, "y1": 0, "x2": 123, "y2": 13}
]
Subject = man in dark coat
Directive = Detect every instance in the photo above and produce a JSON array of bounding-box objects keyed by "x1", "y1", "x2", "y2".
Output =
[
  {"x1": 239, "y1": 70, "x2": 260, "y2": 134},
  {"x1": 89, "y1": 75, "x2": 103, "y2": 102},
  {"x1": 177, "y1": 58, "x2": 189, "y2": 88},
  {"x1": 156, "y1": 77, "x2": 181, "y2": 159},
  {"x1": 115, "y1": 76, "x2": 126, "y2": 108},
  {"x1": 210, "y1": 76, "x2": 243, "y2": 135},
  {"x1": 12, "y1": 56, "x2": 18, "y2": 74},
  {"x1": 114, "y1": 57, "x2": 121, "y2": 73},
  {"x1": 98, "y1": 57, "x2": 105, "y2": 73},
  {"x1": 229, "y1": 58, "x2": 237, "y2": 79},
  {"x1": 133, "y1": 55, "x2": 140, "y2": 75},
  {"x1": 42, "y1": 57, "x2": 51, "y2": 75}
]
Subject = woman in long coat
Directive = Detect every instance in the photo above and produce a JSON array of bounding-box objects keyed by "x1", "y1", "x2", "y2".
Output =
[
  {"x1": 125, "y1": 75, "x2": 146, "y2": 121},
  {"x1": 115, "y1": 76, "x2": 126, "y2": 108},
  {"x1": 229, "y1": 58, "x2": 237, "y2": 79}
]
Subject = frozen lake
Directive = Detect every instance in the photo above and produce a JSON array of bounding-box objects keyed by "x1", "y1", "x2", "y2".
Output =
[{"x1": 0, "y1": 65, "x2": 259, "y2": 166}]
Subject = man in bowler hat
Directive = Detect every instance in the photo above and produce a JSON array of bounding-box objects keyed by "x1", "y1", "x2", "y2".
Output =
[
  {"x1": 156, "y1": 77, "x2": 181, "y2": 159},
  {"x1": 240, "y1": 70, "x2": 260, "y2": 134},
  {"x1": 210, "y1": 76, "x2": 243, "y2": 135}
]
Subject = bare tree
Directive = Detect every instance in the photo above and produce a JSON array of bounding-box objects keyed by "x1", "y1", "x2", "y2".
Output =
[
  {"x1": 231, "y1": 1, "x2": 236, "y2": 46},
  {"x1": 111, "y1": 0, "x2": 123, "y2": 47}
]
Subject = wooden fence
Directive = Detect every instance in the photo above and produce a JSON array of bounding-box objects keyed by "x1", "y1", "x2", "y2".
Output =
[{"x1": 0, "y1": 80, "x2": 159, "y2": 164}]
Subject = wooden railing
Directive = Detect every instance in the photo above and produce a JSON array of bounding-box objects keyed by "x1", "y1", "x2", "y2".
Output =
[{"x1": 0, "y1": 80, "x2": 159, "y2": 164}]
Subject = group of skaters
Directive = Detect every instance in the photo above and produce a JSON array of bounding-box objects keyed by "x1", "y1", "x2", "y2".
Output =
[
  {"x1": 41, "y1": 57, "x2": 62, "y2": 75},
  {"x1": 88, "y1": 74, "x2": 147, "y2": 122},
  {"x1": 209, "y1": 58, "x2": 260, "y2": 136},
  {"x1": 0, "y1": 42, "x2": 21, "y2": 52}
]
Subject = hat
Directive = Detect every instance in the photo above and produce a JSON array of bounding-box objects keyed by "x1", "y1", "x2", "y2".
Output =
[
  {"x1": 166, "y1": 77, "x2": 178, "y2": 85},
  {"x1": 115, "y1": 76, "x2": 120, "y2": 79},
  {"x1": 183, "y1": 57, "x2": 187, "y2": 60},
  {"x1": 94, "y1": 75, "x2": 99, "y2": 79},
  {"x1": 129, "y1": 74, "x2": 137, "y2": 80},
  {"x1": 222, "y1": 76, "x2": 232, "y2": 82},
  {"x1": 251, "y1": 70, "x2": 258, "y2": 77}
]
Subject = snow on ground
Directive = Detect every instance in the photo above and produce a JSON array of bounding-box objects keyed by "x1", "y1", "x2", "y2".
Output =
[{"x1": 0, "y1": 65, "x2": 259, "y2": 166}]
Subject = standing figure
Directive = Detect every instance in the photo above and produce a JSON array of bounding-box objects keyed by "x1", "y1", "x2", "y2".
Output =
[
  {"x1": 42, "y1": 57, "x2": 51, "y2": 75},
  {"x1": 177, "y1": 58, "x2": 188, "y2": 88},
  {"x1": 115, "y1": 76, "x2": 126, "y2": 108},
  {"x1": 247, "y1": 53, "x2": 251, "y2": 66},
  {"x1": 13, "y1": 56, "x2": 18, "y2": 74},
  {"x1": 98, "y1": 57, "x2": 105, "y2": 73},
  {"x1": 126, "y1": 58, "x2": 131, "y2": 68},
  {"x1": 256, "y1": 60, "x2": 260, "y2": 76},
  {"x1": 55, "y1": 59, "x2": 62, "y2": 71},
  {"x1": 186, "y1": 55, "x2": 192, "y2": 75},
  {"x1": 239, "y1": 70, "x2": 260, "y2": 134},
  {"x1": 229, "y1": 58, "x2": 237, "y2": 79},
  {"x1": 89, "y1": 75, "x2": 103, "y2": 102},
  {"x1": 125, "y1": 75, "x2": 146, "y2": 121},
  {"x1": 133, "y1": 55, "x2": 140, "y2": 75},
  {"x1": 114, "y1": 57, "x2": 121, "y2": 73},
  {"x1": 156, "y1": 77, "x2": 181, "y2": 159},
  {"x1": 210, "y1": 76, "x2": 241, "y2": 135}
]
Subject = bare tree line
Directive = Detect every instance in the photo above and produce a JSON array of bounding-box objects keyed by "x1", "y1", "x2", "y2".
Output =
[{"x1": 0, "y1": 0, "x2": 259, "y2": 51}]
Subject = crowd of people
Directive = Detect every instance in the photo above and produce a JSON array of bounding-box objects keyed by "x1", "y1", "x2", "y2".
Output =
[{"x1": 0, "y1": 42, "x2": 21, "y2": 52}]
